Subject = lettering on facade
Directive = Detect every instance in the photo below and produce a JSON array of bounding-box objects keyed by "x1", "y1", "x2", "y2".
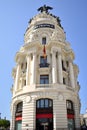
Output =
[{"x1": 34, "y1": 23, "x2": 55, "y2": 29}]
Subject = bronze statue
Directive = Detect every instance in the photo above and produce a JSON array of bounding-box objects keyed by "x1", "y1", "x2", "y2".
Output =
[{"x1": 37, "y1": 5, "x2": 53, "y2": 13}]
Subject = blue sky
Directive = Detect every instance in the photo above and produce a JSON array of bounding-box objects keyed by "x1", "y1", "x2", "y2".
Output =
[{"x1": 0, "y1": 0, "x2": 87, "y2": 120}]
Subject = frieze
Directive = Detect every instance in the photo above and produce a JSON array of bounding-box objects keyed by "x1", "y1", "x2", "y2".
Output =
[{"x1": 34, "y1": 23, "x2": 55, "y2": 29}]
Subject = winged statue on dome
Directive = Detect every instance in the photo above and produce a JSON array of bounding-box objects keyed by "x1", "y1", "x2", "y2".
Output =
[{"x1": 37, "y1": 5, "x2": 53, "y2": 13}]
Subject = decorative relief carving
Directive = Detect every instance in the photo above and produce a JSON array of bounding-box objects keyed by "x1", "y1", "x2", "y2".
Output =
[
  {"x1": 25, "y1": 96, "x2": 31, "y2": 103},
  {"x1": 35, "y1": 92, "x2": 54, "y2": 99},
  {"x1": 51, "y1": 30, "x2": 65, "y2": 42}
]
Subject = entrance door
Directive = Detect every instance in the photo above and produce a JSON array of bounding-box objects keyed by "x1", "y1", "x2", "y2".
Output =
[
  {"x1": 15, "y1": 121, "x2": 22, "y2": 130},
  {"x1": 36, "y1": 99, "x2": 53, "y2": 130},
  {"x1": 36, "y1": 118, "x2": 53, "y2": 130},
  {"x1": 68, "y1": 119, "x2": 75, "y2": 130}
]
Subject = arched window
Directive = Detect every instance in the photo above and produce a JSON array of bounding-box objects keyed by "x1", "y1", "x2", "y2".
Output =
[
  {"x1": 16, "y1": 102, "x2": 23, "y2": 113},
  {"x1": 66, "y1": 100, "x2": 73, "y2": 110},
  {"x1": 42, "y1": 37, "x2": 46, "y2": 45},
  {"x1": 66, "y1": 100, "x2": 75, "y2": 130},
  {"x1": 15, "y1": 102, "x2": 23, "y2": 130},
  {"x1": 36, "y1": 98, "x2": 52, "y2": 108},
  {"x1": 36, "y1": 99, "x2": 53, "y2": 130}
]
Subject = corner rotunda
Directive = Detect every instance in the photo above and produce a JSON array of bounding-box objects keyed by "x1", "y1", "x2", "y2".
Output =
[{"x1": 10, "y1": 5, "x2": 81, "y2": 130}]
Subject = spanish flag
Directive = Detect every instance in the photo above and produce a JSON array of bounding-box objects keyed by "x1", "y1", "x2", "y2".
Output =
[{"x1": 43, "y1": 45, "x2": 46, "y2": 59}]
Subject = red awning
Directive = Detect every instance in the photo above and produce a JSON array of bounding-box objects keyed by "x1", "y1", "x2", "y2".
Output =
[
  {"x1": 15, "y1": 116, "x2": 22, "y2": 121},
  {"x1": 67, "y1": 114, "x2": 74, "y2": 119},
  {"x1": 36, "y1": 113, "x2": 53, "y2": 118}
]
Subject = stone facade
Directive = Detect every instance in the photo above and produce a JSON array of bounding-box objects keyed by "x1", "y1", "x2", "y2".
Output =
[{"x1": 10, "y1": 6, "x2": 81, "y2": 130}]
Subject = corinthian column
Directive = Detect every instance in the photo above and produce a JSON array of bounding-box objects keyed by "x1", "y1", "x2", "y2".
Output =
[
  {"x1": 52, "y1": 50, "x2": 57, "y2": 83},
  {"x1": 32, "y1": 52, "x2": 36, "y2": 84},
  {"x1": 58, "y1": 52, "x2": 63, "y2": 84},
  {"x1": 14, "y1": 62, "x2": 21, "y2": 91},
  {"x1": 26, "y1": 54, "x2": 30, "y2": 86},
  {"x1": 69, "y1": 59, "x2": 75, "y2": 88}
]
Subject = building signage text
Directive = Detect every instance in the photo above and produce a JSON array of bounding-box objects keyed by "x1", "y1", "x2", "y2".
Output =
[{"x1": 34, "y1": 23, "x2": 55, "y2": 29}]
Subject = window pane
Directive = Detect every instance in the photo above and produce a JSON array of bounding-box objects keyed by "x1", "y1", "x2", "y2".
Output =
[
  {"x1": 40, "y1": 75, "x2": 49, "y2": 84},
  {"x1": 40, "y1": 56, "x2": 47, "y2": 64},
  {"x1": 67, "y1": 100, "x2": 73, "y2": 110},
  {"x1": 40, "y1": 79, "x2": 44, "y2": 84},
  {"x1": 41, "y1": 99, "x2": 44, "y2": 108},
  {"x1": 36, "y1": 99, "x2": 53, "y2": 109},
  {"x1": 37, "y1": 101, "x2": 40, "y2": 108},
  {"x1": 45, "y1": 99, "x2": 48, "y2": 108},
  {"x1": 45, "y1": 78, "x2": 49, "y2": 84},
  {"x1": 16, "y1": 102, "x2": 23, "y2": 112},
  {"x1": 42, "y1": 37, "x2": 46, "y2": 45},
  {"x1": 49, "y1": 100, "x2": 52, "y2": 107}
]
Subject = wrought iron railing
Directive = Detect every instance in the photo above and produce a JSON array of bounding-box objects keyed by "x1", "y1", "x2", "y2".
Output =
[{"x1": 39, "y1": 63, "x2": 49, "y2": 68}]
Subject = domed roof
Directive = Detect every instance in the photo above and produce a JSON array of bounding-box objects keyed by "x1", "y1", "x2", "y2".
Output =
[
  {"x1": 24, "y1": 5, "x2": 65, "y2": 44},
  {"x1": 28, "y1": 5, "x2": 63, "y2": 30}
]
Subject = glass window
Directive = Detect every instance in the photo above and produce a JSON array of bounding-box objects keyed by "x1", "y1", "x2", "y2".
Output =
[
  {"x1": 36, "y1": 99, "x2": 53, "y2": 108},
  {"x1": 40, "y1": 56, "x2": 49, "y2": 68},
  {"x1": 45, "y1": 99, "x2": 48, "y2": 108},
  {"x1": 15, "y1": 121, "x2": 22, "y2": 130},
  {"x1": 68, "y1": 119, "x2": 75, "y2": 130},
  {"x1": 37, "y1": 101, "x2": 40, "y2": 108},
  {"x1": 42, "y1": 37, "x2": 46, "y2": 45},
  {"x1": 40, "y1": 75, "x2": 49, "y2": 84},
  {"x1": 66, "y1": 100, "x2": 73, "y2": 110},
  {"x1": 41, "y1": 99, "x2": 44, "y2": 108},
  {"x1": 40, "y1": 56, "x2": 47, "y2": 64},
  {"x1": 49, "y1": 100, "x2": 52, "y2": 107},
  {"x1": 16, "y1": 102, "x2": 23, "y2": 112}
]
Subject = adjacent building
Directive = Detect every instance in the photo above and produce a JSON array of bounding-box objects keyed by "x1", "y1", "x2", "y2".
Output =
[
  {"x1": 80, "y1": 109, "x2": 87, "y2": 127},
  {"x1": 10, "y1": 5, "x2": 81, "y2": 130}
]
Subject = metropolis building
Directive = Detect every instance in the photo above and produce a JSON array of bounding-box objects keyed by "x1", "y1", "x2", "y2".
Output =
[{"x1": 10, "y1": 5, "x2": 81, "y2": 130}]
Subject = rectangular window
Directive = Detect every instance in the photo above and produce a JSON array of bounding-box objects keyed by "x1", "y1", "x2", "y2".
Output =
[
  {"x1": 40, "y1": 56, "x2": 47, "y2": 64},
  {"x1": 42, "y1": 37, "x2": 46, "y2": 45},
  {"x1": 40, "y1": 75, "x2": 49, "y2": 84},
  {"x1": 39, "y1": 56, "x2": 49, "y2": 68}
]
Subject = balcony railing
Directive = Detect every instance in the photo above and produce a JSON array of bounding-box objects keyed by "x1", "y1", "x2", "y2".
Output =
[
  {"x1": 39, "y1": 63, "x2": 49, "y2": 68},
  {"x1": 36, "y1": 84, "x2": 52, "y2": 88}
]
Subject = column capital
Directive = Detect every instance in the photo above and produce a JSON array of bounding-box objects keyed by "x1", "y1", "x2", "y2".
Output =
[
  {"x1": 16, "y1": 57, "x2": 24, "y2": 64},
  {"x1": 26, "y1": 54, "x2": 31, "y2": 59},
  {"x1": 51, "y1": 49, "x2": 57, "y2": 55}
]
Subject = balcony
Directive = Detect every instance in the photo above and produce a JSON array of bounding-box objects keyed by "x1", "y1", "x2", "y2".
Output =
[
  {"x1": 39, "y1": 63, "x2": 49, "y2": 68},
  {"x1": 36, "y1": 84, "x2": 52, "y2": 88}
]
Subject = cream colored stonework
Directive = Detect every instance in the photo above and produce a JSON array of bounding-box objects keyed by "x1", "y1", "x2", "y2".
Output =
[{"x1": 10, "y1": 9, "x2": 81, "y2": 130}]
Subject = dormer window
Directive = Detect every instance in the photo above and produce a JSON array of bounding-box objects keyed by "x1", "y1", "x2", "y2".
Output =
[{"x1": 42, "y1": 37, "x2": 46, "y2": 45}]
